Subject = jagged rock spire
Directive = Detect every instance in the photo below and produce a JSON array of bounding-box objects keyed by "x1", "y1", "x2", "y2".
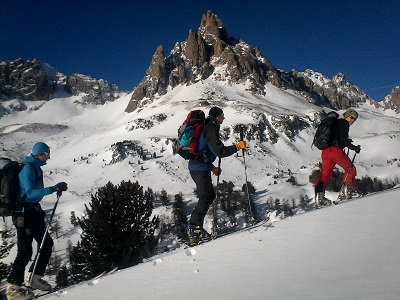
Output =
[
  {"x1": 125, "y1": 11, "x2": 288, "y2": 113},
  {"x1": 125, "y1": 11, "x2": 375, "y2": 113},
  {"x1": 125, "y1": 45, "x2": 168, "y2": 112},
  {"x1": 199, "y1": 10, "x2": 230, "y2": 44}
]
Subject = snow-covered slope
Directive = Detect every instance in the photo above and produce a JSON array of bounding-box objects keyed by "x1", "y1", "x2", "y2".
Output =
[
  {"x1": 41, "y1": 188, "x2": 400, "y2": 300},
  {"x1": 1, "y1": 77, "x2": 399, "y2": 296}
]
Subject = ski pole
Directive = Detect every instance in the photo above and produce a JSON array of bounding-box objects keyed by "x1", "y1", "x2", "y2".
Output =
[
  {"x1": 239, "y1": 126, "x2": 255, "y2": 221},
  {"x1": 216, "y1": 156, "x2": 221, "y2": 195},
  {"x1": 212, "y1": 157, "x2": 221, "y2": 237},
  {"x1": 29, "y1": 191, "x2": 62, "y2": 285},
  {"x1": 335, "y1": 152, "x2": 357, "y2": 203}
]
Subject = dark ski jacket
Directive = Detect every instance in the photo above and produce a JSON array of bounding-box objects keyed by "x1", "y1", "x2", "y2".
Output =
[
  {"x1": 331, "y1": 119, "x2": 358, "y2": 151},
  {"x1": 188, "y1": 117, "x2": 237, "y2": 171}
]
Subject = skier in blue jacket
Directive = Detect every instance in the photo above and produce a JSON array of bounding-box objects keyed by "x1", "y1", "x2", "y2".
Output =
[
  {"x1": 187, "y1": 107, "x2": 246, "y2": 246},
  {"x1": 6, "y1": 142, "x2": 68, "y2": 300}
]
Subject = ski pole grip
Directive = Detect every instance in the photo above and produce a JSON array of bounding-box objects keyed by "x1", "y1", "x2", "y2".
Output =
[{"x1": 239, "y1": 126, "x2": 245, "y2": 155}]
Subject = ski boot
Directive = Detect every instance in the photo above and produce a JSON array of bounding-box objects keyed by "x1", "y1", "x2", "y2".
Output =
[
  {"x1": 188, "y1": 224, "x2": 211, "y2": 246},
  {"x1": 25, "y1": 273, "x2": 52, "y2": 291},
  {"x1": 5, "y1": 283, "x2": 34, "y2": 300},
  {"x1": 337, "y1": 185, "x2": 353, "y2": 202},
  {"x1": 315, "y1": 192, "x2": 322, "y2": 209},
  {"x1": 315, "y1": 192, "x2": 331, "y2": 208}
]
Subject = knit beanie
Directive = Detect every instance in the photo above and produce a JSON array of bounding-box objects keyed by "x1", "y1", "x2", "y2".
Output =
[
  {"x1": 32, "y1": 142, "x2": 50, "y2": 156},
  {"x1": 343, "y1": 109, "x2": 358, "y2": 119},
  {"x1": 209, "y1": 106, "x2": 224, "y2": 118}
]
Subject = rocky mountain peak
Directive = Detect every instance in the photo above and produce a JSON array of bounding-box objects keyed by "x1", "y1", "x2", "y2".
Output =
[
  {"x1": 125, "y1": 11, "x2": 291, "y2": 112},
  {"x1": 0, "y1": 58, "x2": 125, "y2": 113},
  {"x1": 291, "y1": 69, "x2": 375, "y2": 109},
  {"x1": 125, "y1": 11, "x2": 379, "y2": 113},
  {"x1": 382, "y1": 86, "x2": 400, "y2": 112},
  {"x1": 332, "y1": 72, "x2": 346, "y2": 84},
  {"x1": 0, "y1": 58, "x2": 56, "y2": 101},
  {"x1": 65, "y1": 73, "x2": 124, "y2": 105},
  {"x1": 198, "y1": 10, "x2": 230, "y2": 44}
]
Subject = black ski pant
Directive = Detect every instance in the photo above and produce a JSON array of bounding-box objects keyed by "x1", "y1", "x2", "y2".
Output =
[
  {"x1": 7, "y1": 210, "x2": 53, "y2": 286},
  {"x1": 189, "y1": 170, "x2": 216, "y2": 227}
]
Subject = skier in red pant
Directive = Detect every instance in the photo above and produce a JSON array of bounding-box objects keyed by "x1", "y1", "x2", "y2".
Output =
[{"x1": 314, "y1": 109, "x2": 361, "y2": 207}]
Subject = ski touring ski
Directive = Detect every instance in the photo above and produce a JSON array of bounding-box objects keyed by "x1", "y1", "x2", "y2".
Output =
[
  {"x1": 88, "y1": 266, "x2": 119, "y2": 286},
  {"x1": 34, "y1": 267, "x2": 119, "y2": 298},
  {"x1": 182, "y1": 215, "x2": 271, "y2": 248}
]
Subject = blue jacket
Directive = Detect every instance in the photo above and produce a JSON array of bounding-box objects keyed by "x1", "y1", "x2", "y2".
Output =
[
  {"x1": 19, "y1": 154, "x2": 52, "y2": 203},
  {"x1": 188, "y1": 117, "x2": 237, "y2": 171}
]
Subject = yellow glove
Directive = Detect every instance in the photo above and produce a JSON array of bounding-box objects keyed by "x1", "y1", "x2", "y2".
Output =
[
  {"x1": 235, "y1": 140, "x2": 246, "y2": 151},
  {"x1": 212, "y1": 166, "x2": 222, "y2": 176}
]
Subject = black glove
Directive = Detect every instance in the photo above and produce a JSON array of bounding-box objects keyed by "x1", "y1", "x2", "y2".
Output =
[
  {"x1": 354, "y1": 145, "x2": 361, "y2": 154},
  {"x1": 51, "y1": 182, "x2": 68, "y2": 193}
]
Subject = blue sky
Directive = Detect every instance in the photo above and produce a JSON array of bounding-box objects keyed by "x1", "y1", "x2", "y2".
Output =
[{"x1": 1, "y1": 0, "x2": 399, "y2": 101}]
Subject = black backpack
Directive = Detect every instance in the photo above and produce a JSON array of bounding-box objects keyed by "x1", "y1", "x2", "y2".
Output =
[
  {"x1": 312, "y1": 111, "x2": 339, "y2": 150},
  {"x1": 0, "y1": 158, "x2": 22, "y2": 217},
  {"x1": 0, "y1": 158, "x2": 33, "y2": 218},
  {"x1": 176, "y1": 110, "x2": 206, "y2": 160}
]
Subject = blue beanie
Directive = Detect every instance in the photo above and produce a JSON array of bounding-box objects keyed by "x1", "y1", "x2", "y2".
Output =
[{"x1": 32, "y1": 142, "x2": 50, "y2": 156}]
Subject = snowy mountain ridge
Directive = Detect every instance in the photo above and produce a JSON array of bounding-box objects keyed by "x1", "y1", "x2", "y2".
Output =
[
  {"x1": 124, "y1": 11, "x2": 400, "y2": 114},
  {"x1": 0, "y1": 9, "x2": 399, "y2": 300}
]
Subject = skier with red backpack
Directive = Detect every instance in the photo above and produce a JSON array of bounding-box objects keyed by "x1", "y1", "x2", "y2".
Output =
[
  {"x1": 183, "y1": 106, "x2": 246, "y2": 246},
  {"x1": 314, "y1": 109, "x2": 361, "y2": 208}
]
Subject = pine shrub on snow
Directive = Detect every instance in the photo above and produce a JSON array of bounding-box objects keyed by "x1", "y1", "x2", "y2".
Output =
[{"x1": 70, "y1": 180, "x2": 159, "y2": 282}]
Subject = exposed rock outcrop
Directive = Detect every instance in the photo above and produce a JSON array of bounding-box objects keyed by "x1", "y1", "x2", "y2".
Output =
[
  {"x1": 125, "y1": 11, "x2": 375, "y2": 113},
  {"x1": 290, "y1": 70, "x2": 375, "y2": 110},
  {"x1": 65, "y1": 73, "x2": 123, "y2": 105},
  {"x1": 382, "y1": 86, "x2": 400, "y2": 113},
  {"x1": 0, "y1": 58, "x2": 124, "y2": 110},
  {"x1": 0, "y1": 58, "x2": 56, "y2": 101},
  {"x1": 125, "y1": 11, "x2": 293, "y2": 112}
]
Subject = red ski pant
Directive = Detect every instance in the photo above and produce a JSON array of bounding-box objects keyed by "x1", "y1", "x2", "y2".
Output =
[{"x1": 315, "y1": 146, "x2": 356, "y2": 192}]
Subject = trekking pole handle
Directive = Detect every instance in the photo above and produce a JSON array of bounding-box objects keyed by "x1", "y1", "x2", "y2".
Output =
[{"x1": 239, "y1": 126, "x2": 245, "y2": 155}]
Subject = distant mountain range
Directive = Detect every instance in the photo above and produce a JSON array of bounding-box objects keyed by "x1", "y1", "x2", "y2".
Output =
[
  {"x1": 1, "y1": 11, "x2": 399, "y2": 278},
  {"x1": 0, "y1": 58, "x2": 126, "y2": 113},
  {"x1": 1, "y1": 11, "x2": 399, "y2": 115}
]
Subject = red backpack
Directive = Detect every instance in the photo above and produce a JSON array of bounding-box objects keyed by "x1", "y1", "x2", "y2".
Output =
[{"x1": 176, "y1": 110, "x2": 206, "y2": 160}]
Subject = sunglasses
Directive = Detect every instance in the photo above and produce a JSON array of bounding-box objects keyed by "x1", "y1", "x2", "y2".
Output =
[
  {"x1": 42, "y1": 152, "x2": 51, "y2": 157},
  {"x1": 349, "y1": 116, "x2": 357, "y2": 121}
]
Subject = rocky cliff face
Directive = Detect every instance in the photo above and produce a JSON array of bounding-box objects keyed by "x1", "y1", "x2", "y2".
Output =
[
  {"x1": 290, "y1": 70, "x2": 375, "y2": 110},
  {"x1": 0, "y1": 58, "x2": 56, "y2": 101},
  {"x1": 65, "y1": 73, "x2": 123, "y2": 105},
  {"x1": 126, "y1": 11, "x2": 292, "y2": 112},
  {"x1": 125, "y1": 11, "x2": 376, "y2": 113},
  {"x1": 0, "y1": 58, "x2": 124, "y2": 110},
  {"x1": 382, "y1": 86, "x2": 400, "y2": 113}
]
